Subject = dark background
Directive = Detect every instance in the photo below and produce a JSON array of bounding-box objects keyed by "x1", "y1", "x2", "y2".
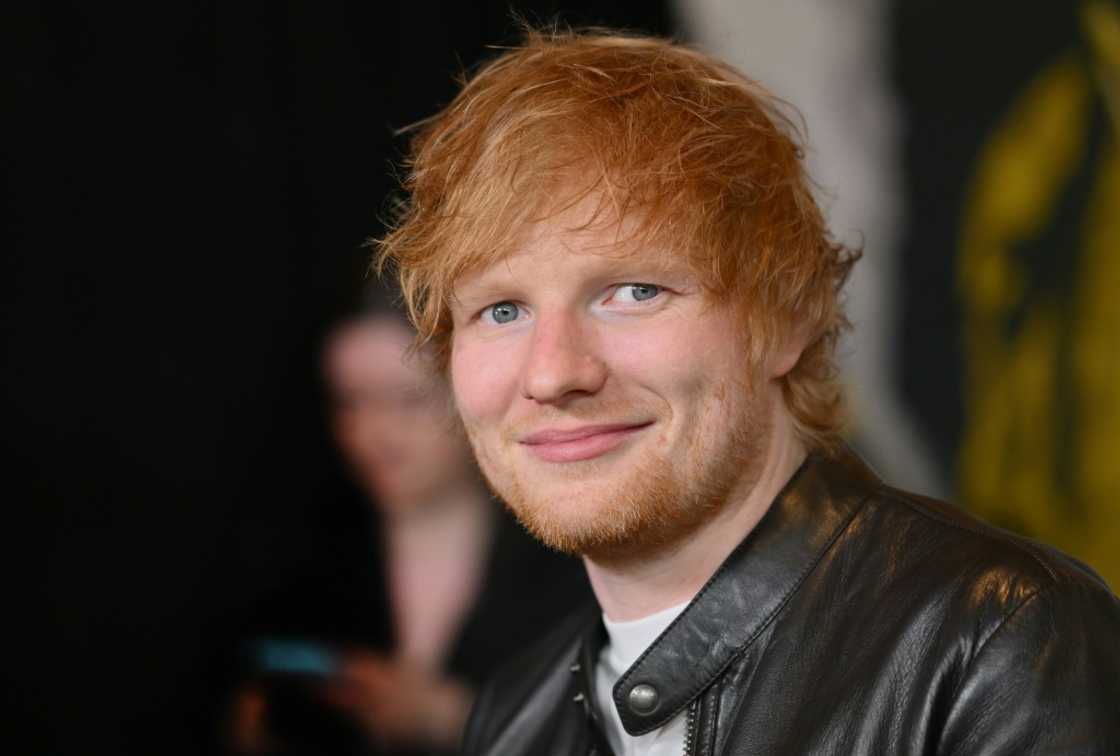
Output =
[{"x1": 7, "y1": 1, "x2": 1108, "y2": 754}]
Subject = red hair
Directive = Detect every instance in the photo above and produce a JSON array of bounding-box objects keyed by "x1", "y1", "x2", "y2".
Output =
[{"x1": 375, "y1": 27, "x2": 859, "y2": 451}]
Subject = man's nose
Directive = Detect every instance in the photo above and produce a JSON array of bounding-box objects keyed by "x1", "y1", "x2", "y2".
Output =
[{"x1": 520, "y1": 310, "x2": 607, "y2": 404}]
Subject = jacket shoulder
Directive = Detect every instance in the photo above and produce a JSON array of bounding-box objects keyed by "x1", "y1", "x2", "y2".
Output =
[
  {"x1": 853, "y1": 483, "x2": 1120, "y2": 675},
  {"x1": 869, "y1": 483, "x2": 1113, "y2": 596},
  {"x1": 461, "y1": 602, "x2": 597, "y2": 756},
  {"x1": 838, "y1": 480, "x2": 1120, "y2": 749}
]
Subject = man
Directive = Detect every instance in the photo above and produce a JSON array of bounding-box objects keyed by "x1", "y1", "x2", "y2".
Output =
[{"x1": 375, "y1": 28, "x2": 1120, "y2": 755}]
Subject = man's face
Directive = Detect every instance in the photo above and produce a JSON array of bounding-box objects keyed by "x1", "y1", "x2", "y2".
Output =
[{"x1": 448, "y1": 201, "x2": 787, "y2": 561}]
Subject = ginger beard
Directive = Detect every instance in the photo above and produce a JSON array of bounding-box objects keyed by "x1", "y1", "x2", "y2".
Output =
[{"x1": 461, "y1": 374, "x2": 772, "y2": 564}]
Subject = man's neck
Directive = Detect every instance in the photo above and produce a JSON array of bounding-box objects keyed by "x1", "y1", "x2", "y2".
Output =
[{"x1": 583, "y1": 406, "x2": 807, "y2": 622}]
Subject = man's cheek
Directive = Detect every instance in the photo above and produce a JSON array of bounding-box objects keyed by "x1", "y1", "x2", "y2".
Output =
[
  {"x1": 452, "y1": 376, "x2": 498, "y2": 430},
  {"x1": 451, "y1": 338, "x2": 520, "y2": 422},
  {"x1": 450, "y1": 342, "x2": 488, "y2": 421}
]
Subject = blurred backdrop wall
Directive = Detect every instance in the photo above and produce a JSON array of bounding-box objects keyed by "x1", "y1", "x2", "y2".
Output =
[{"x1": 6, "y1": 1, "x2": 1117, "y2": 754}]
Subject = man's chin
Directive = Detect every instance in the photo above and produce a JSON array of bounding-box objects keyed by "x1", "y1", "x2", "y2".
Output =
[
  {"x1": 505, "y1": 506, "x2": 634, "y2": 557},
  {"x1": 505, "y1": 498, "x2": 706, "y2": 563},
  {"x1": 496, "y1": 463, "x2": 699, "y2": 560}
]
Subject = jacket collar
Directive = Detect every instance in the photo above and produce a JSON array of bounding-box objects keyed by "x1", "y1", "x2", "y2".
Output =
[{"x1": 603, "y1": 448, "x2": 879, "y2": 735}]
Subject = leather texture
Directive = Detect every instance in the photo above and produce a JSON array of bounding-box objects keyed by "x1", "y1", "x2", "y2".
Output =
[{"x1": 462, "y1": 448, "x2": 1120, "y2": 755}]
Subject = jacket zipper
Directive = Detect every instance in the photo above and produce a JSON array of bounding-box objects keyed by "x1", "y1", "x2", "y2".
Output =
[{"x1": 682, "y1": 699, "x2": 699, "y2": 755}]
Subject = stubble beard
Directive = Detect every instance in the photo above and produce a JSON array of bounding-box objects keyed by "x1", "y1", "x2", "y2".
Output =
[{"x1": 466, "y1": 383, "x2": 769, "y2": 564}]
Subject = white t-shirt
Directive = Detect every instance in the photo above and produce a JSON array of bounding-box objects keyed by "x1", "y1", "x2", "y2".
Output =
[{"x1": 595, "y1": 601, "x2": 690, "y2": 756}]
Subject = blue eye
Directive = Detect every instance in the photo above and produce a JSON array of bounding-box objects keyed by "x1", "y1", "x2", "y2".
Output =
[
  {"x1": 486, "y1": 301, "x2": 520, "y2": 324},
  {"x1": 615, "y1": 283, "x2": 661, "y2": 303}
]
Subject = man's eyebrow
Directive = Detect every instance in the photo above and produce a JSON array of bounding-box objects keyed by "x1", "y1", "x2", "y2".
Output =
[
  {"x1": 594, "y1": 256, "x2": 696, "y2": 284},
  {"x1": 449, "y1": 280, "x2": 513, "y2": 311},
  {"x1": 450, "y1": 250, "x2": 692, "y2": 305},
  {"x1": 451, "y1": 254, "x2": 532, "y2": 307}
]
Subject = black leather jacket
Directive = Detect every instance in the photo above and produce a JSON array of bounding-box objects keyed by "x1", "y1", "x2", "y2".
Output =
[{"x1": 462, "y1": 450, "x2": 1120, "y2": 755}]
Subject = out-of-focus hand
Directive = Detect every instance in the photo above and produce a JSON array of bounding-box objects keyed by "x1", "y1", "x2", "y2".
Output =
[{"x1": 323, "y1": 651, "x2": 473, "y2": 749}]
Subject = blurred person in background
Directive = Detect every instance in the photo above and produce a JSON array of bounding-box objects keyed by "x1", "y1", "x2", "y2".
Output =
[{"x1": 227, "y1": 291, "x2": 590, "y2": 755}]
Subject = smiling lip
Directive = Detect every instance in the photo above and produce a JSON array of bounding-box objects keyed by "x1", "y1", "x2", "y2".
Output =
[{"x1": 520, "y1": 422, "x2": 653, "y2": 463}]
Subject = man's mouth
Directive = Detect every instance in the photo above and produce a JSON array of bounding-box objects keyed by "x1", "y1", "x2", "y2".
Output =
[{"x1": 519, "y1": 422, "x2": 654, "y2": 463}]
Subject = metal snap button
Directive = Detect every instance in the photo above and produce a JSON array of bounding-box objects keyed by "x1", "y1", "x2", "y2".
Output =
[{"x1": 628, "y1": 683, "x2": 659, "y2": 714}]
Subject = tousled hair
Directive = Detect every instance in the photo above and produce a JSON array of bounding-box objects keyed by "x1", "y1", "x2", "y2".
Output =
[{"x1": 375, "y1": 27, "x2": 859, "y2": 452}]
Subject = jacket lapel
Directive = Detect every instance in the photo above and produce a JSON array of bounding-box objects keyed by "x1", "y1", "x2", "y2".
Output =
[{"x1": 612, "y1": 450, "x2": 879, "y2": 736}]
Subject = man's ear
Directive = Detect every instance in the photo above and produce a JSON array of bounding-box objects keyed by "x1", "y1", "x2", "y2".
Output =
[{"x1": 768, "y1": 321, "x2": 813, "y2": 380}]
